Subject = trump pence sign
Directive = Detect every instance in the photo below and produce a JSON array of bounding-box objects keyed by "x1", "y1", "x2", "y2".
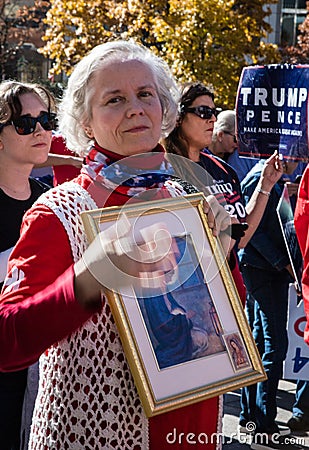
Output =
[{"x1": 236, "y1": 64, "x2": 309, "y2": 161}]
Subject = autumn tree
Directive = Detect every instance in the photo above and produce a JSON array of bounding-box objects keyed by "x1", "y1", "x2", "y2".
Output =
[
  {"x1": 0, "y1": 0, "x2": 50, "y2": 81},
  {"x1": 40, "y1": 0, "x2": 132, "y2": 74},
  {"x1": 126, "y1": 0, "x2": 281, "y2": 107},
  {"x1": 0, "y1": 0, "x2": 22, "y2": 80},
  {"x1": 41, "y1": 0, "x2": 281, "y2": 108}
]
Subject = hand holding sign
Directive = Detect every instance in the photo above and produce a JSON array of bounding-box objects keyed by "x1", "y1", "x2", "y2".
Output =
[{"x1": 259, "y1": 150, "x2": 284, "y2": 191}]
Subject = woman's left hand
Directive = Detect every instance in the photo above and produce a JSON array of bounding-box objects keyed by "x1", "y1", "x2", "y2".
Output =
[
  {"x1": 204, "y1": 194, "x2": 233, "y2": 237},
  {"x1": 204, "y1": 194, "x2": 239, "y2": 257},
  {"x1": 260, "y1": 150, "x2": 283, "y2": 191}
]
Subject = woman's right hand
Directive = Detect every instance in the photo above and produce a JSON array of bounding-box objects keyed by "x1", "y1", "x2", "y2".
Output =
[{"x1": 74, "y1": 214, "x2": 178, "y2": 308}]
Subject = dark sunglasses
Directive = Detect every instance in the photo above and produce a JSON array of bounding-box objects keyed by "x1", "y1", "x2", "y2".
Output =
[
  {"x1": 0, "y1": 112, "x2": 57, "y2": 135},
  {"x1": 183, "y1": 105, "x2": 220, "y2": 120},
  {"x1": 224, "y1": 131, "x2": 237, "y2": 144}
]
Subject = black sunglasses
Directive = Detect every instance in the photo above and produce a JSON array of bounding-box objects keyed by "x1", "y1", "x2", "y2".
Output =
[
  {"x1": 183, "y1": 105, "x2": 220, "y2": 120},
  {"x1": 224, "y1": 131, "x2": 237, "y2": 144},
  {"x1": 0, "y1": 112, "x2": 57, "y2": 135}
]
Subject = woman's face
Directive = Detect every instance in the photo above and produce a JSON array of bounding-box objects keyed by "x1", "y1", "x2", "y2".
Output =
[
  {"x1": 85, "y1": 60, "x2": 163, "y2": 156},
  {"x1": 181, "y1": 94, "x2": 216, "y2": 155},
  {"x1": 230, "y1": 340, "x2": 237, "y2": 350},
  {"x1": 0, "y1": 93, "x2": 52, "y2": 166}
]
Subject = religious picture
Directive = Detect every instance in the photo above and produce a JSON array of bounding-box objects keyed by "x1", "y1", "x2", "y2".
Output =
[
  {"x1": 136, "y1": 234, "x2": 225, "y2": 370},
  {"x1": 223, "y1": 332, "x2": 251, "y2": 371},
  {"x1": 82, "y1": 194, "x2": 266, "y2": 416}
]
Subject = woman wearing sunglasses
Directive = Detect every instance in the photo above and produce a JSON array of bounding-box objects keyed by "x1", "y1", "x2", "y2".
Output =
[
  {"x1": 0, "y1": 81, "x2": 56, "y2": 450},
  {"x1": 165, "y1": 82, "x2": 283, "y2": 303}
]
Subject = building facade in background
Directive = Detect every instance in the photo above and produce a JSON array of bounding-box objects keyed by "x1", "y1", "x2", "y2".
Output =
[{"x1": 266, "y1": 0, "x2": 307, "y2": 46}]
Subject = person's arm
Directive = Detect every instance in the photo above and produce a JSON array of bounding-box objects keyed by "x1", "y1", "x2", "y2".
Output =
[
  {"x1": 0, "y1": 266, "x2": 97, "y2": 371},
  {"x1": 0, "y1": 207, "x2": 99, "y2": 371},
  {"x1": 0, "y1": 207, "x2": 179, "y2": 371},
  {"x1": 238, "y1": 151, "x2": 283, "y2": 248},
  {"x1": 239, "y1": 171, "x2": 291, "y2": 272},
  {"x1": 34, "y1": 153, "x2": 83, "y2": 169}
]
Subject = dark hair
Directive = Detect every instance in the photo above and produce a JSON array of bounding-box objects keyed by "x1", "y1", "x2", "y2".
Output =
[
  {"x1": 0, "y1": 81, "x2": 57, "y2": 126},
  {"x1": 179, "y1": 82, "x2": 214, "y2": 117},
  {"x1": 230, "y1": 338, "x2": 239, "y2": 347},
  {"x1": 164, "y1": 82, "x2": 214, "y2": 158}
]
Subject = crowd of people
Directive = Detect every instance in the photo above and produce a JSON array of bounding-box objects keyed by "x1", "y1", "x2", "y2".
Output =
[
  {"x1": 207, "y1": 104, "x2": 309, "y2": 448},
  {"x1": 0, "y1": 39, "x2": 308, "y2": 450}
]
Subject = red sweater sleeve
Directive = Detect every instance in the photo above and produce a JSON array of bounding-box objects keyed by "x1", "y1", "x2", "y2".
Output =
[
  {"x1": 50, "y1": 134, "x2": 81, "y2": 186},
  {"x1": 0, "y1": 205, "x2": 101, "y2": 371},
  {"x1": 294, "y1": 164, "x2": 309, "y2": 345}
]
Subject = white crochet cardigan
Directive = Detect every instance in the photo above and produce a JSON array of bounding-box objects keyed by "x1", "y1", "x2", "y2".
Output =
[{"x1": 28, "y1": 182, "x2": 149, "y2": 450}]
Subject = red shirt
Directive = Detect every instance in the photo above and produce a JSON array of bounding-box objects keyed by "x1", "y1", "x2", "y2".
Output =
[
  {"x1": 0, "y1": 171, "x2": 219, "y2": 450},
  {"x1": 294, "y1": 163, "x2": 309, "y2": 345},
  {"x1": 50, "y1": 134, "x2": 81, "y2": 186}
]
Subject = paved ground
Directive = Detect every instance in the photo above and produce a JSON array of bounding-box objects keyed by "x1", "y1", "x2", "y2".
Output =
[{"x1": 222, "y1": 379, "x2": 309, "y2": 449}]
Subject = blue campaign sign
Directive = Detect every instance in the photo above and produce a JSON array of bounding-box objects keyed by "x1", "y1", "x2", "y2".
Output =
[{"x1": 236, "y1": 64, "x2": 309, "y2": 161}]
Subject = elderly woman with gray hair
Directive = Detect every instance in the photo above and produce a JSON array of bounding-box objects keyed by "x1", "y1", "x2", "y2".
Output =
[
  {"x1": 0, "y1": 40, "x2": 238, "y2": 450},
  {"x1": 208, "y1": 110, "x2": 238, "y2": 161},
  {"x1": 210, "y1": 109, "x2": 257, "y2": 181}
]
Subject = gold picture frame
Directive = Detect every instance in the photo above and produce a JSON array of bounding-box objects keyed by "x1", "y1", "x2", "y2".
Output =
[{"x1": 81, "y1": 193, "x2": 266, "y2": 417}]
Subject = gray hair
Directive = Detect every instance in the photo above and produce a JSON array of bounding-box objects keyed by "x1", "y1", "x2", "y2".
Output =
[
  {"x1": 59, "y1": 40, "x2": 180, "y2": 155},
  {"x1": 212, "y1": 110, "x2": 236, "y2": 139}
]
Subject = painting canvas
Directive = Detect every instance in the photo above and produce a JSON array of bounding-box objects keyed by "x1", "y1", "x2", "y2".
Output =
[{"x1": 136, "y1": 234, "x2": 225, "y2": 371}]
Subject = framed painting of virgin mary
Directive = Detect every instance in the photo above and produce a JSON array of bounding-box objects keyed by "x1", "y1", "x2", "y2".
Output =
[{"x1": 81, "y1": 193, "x2": 265, "y2": 417}]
